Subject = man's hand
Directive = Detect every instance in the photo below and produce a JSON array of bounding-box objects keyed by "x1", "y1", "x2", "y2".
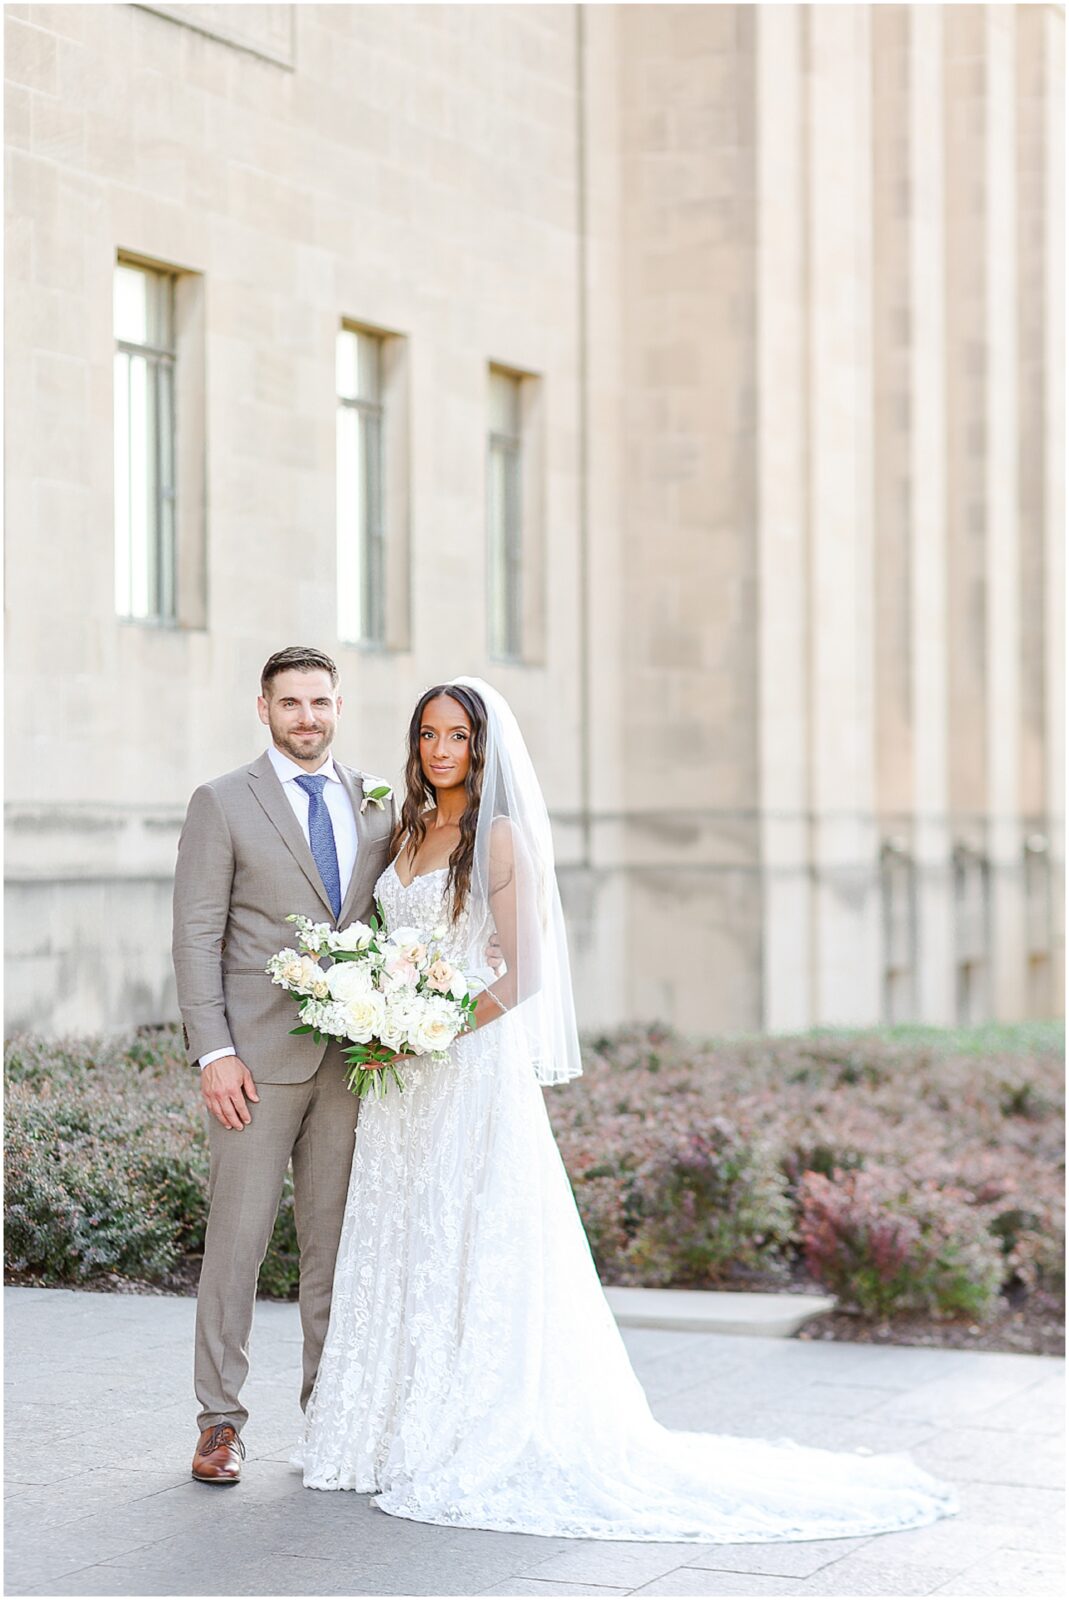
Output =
[
  {"x1": 485, "y1": 933, "x2": 506, "y2": 977},
  {"x1": 202, "y1": 1055, "x2": 260, "y2": 1130}
]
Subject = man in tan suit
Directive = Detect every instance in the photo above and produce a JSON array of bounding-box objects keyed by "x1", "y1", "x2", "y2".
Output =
[{"x1": 172, "y1": 645, "x2": 396, "y2": 1485}]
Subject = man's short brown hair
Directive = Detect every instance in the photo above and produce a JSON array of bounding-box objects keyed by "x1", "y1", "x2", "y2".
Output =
[{"x1": 260, "y1": 646, "x2": 339, "y2": 696}]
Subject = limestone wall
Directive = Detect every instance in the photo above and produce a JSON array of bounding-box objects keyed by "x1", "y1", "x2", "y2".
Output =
[{"x1": 5, "y1": 4, "x2": 1063, "y2": 1038}]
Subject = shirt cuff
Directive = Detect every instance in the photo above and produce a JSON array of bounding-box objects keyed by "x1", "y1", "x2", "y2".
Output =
[{"x1": 199, "y1": 1047, "x2": 236, "y2": 1070}]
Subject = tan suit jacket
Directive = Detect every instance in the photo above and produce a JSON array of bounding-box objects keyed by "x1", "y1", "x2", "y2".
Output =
[{"x1": 172, "y1": 749, "x2": 396, "y2": 1084}]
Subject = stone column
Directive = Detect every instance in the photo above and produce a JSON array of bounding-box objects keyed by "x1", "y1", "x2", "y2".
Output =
[
  {"x1": 755, "y1": 4, "x2": 811, "y2": 1031},
  {"x1": 1043, "y1": 1, "x2": 1065, "y2": 1015},
  {"x1": 615, "y1": 3, "x2": 761, "y2": 1032},
  {"x1": 985, "y1": 5, "x2": 1026, "y2": 1018},
  {"x1": 567, "y1": 0, "x2": 629, "y2": 1028},
  {"x1": 944, "y1": 3, "x2": 990, "y2": 1023},
  {"x1": 1016, "y1": 2, "x2": 1056, "y2": 1017},
  {"x1": 805, "y1": 4, "x2": 880, "y2": 1023},
  {"x1": 872, "y1": 5, "x2": 917, "y2": 1023},
  {"x1": 908, "y1": 2, "x2": 955, "y2": 1022}
]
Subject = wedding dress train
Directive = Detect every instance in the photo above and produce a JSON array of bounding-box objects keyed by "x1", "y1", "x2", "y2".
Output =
[{"x1": 296, "y1": 861, "x2": 958, "y2": 1542}]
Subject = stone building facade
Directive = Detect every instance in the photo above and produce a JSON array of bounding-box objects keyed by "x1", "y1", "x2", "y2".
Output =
[{"x1": 4, "y1": 3, "x2": 1064, "y2": 1037}]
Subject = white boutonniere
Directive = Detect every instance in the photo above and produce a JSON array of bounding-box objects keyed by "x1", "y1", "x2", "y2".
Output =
[{"x1": 360, "y1": 777, "x2": 392, "y2": 814}]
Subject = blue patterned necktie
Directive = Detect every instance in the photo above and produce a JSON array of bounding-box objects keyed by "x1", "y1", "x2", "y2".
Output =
[{"x1": 294, "y1": 773, "x2": 342, "y2": 919}]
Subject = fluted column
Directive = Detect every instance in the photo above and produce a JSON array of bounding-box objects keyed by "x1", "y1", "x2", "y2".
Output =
[
  {"x1": 985, "y1": 4, "x2": 1026, "y2": 1017},
  {"x1": 806, "y1": 4, "x2": 880, "y2": 1022},
  {"x1": 909, "y1": 3, "x2": 954, "y2": 1021},
  {"x1": 1043, "y1": 1, "x2": 1065, "y2": 1014},
  {"x1": 756, "y1": 4, "x2": 811, "y2": 1031},
  {"x1": 944, "y1": 3, "x2": 989, "y2": 1022},
  {"x1": 566, "y1": 0, "x2": 629, "y2": 1027}
]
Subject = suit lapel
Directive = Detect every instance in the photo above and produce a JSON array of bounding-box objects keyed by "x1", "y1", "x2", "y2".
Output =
[
  {"x1": 336, "y1": 763, "x2": 376, "y2": 927},
  {"x1": 246, "y1": 751, "x2": 334, "y2": 918}
]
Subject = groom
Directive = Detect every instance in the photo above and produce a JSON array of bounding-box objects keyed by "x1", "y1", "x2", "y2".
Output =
[{"x1": 172, "y1": 645, "x2": 396, "y2": 1485}]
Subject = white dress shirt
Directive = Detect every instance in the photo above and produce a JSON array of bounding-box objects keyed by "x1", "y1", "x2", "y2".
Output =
[{"x1": 199, "y1": 746, "x2": 360, "y2": 1070}]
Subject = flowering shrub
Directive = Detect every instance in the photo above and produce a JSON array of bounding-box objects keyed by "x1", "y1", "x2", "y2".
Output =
[
  {"x1": 4, "y1": 1030, "x2": 296, "y2": 1296},
  {"x1": 565, "y1": 1116, "x2": 792, "y2": 1287},
  {"x1": 797, "y1": 1167, "x2": 1005, "y2": 1319},
  {"x1": 548, "y1": 1021, "x2": 1064, "y2": 1324},
  {"x1": 4, "y1": 1088, "x2": 180, "y2": 1282}
]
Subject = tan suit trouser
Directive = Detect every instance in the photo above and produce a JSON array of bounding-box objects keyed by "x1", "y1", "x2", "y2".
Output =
[{"x1": 194, "y1": 1042, "x2": 359, "y2": 1432}]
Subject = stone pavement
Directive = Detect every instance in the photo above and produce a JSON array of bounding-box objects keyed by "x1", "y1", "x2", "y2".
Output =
[{"x1": 3, "y1": 1287, "x2": 1064, "y2": 1598}]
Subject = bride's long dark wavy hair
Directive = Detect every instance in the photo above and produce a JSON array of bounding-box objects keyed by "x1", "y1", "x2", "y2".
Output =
[{"x1": 393, "y1": 683, "x2": 489, "y2": 922}]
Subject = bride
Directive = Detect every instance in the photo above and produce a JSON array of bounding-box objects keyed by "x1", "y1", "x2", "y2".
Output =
[{"x1": 297, "y1": 677, "x2": 958, "y2": 1542}]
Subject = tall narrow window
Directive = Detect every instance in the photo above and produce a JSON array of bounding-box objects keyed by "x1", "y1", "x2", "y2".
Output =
[
  {"x1": 1024, "y1": 833, "x2": 1052, "y2": 1014},
  {"x1": 953, "y1": 844, "x2": 990, "y2": 1025},
  {"x1": 114, "y1": 261, "x2": 177, "y2": 622},
  {"x1": 337, "y1": 327, "x2": 386, "y2": 646},
  {"x1": 880, "y1": 839, "x2": 916, "y2": 1023},
  {"x1": 487, "y1": 368, "x2": 523, "y2": 660}
]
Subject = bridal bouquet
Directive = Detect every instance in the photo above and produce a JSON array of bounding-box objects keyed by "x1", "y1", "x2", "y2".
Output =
[{"x1": 265, "y1": 909, "x2": 478, "y2": 1100}]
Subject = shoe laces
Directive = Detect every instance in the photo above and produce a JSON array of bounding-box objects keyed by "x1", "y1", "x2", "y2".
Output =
[{"x1": 202, "y1": 1423, "x2": 246, "y2": 1459}]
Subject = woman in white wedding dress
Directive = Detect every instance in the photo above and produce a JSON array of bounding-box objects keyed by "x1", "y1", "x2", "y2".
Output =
[{"x1": 297, "y1": 678, "x2": 958, "y2": 1542}]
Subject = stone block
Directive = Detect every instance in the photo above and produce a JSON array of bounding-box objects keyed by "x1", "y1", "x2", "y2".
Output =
[
  {"x1": 30, "y1": 85, "x2": 85, "y2": 164},
  {"x1": 4, "y1": 81, "x2": 33, "y2": 153},
  {"x1": 5, "y1": 16, "x2": 59, "y2": 94}
]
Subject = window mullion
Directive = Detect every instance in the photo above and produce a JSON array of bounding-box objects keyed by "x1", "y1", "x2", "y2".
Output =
[{"x1": 487, "y1": 370, "x2": 525, "y2": 663}]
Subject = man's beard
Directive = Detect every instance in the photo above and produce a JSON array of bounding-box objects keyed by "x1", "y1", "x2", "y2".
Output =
[{"x1": 275, "y1": 725, "x2": 333, "y2": 763}]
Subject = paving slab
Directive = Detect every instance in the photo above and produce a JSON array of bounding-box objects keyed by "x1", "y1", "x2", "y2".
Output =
[
  {"x1": 631, "y1": 1575, "x2": 807, "y2": 1597},
  {"x1": 682, "y1": 1540, "x2": 868, "y2": 1580},
  {"x1": 3, "y1": 1287, "x2": 1064, "y2": 1598},
  {"x1": 789, "y1": 1555, "x2": 959, "y2": 1595},
  {"x1": 479, "y1": 1583, "x2": 628, "y2": 1597},
  {"x1": 930, "y1": 1547, "x2": 1065, "y2": 1597}
]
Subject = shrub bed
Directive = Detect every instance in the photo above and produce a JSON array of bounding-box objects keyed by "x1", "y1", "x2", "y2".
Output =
[
  {"x1": 4, "y1": 1031, "x2": 299, "y2": 1297},
  {"x1": 4, "y1": 1021, "x2": 1063, "y2": 1345},
  {"x1": 547, "y1": 1021, "x2": 1064, "y2": 1331}
]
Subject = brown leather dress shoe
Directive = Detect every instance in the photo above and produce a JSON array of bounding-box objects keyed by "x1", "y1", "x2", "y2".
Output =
[{"x1": 191, "y1": 1422, "x2": 245, "y2": 1485}]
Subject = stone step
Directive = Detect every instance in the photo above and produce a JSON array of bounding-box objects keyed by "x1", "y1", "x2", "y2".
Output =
[{"x1": 604, "y1": 1286, "x2": 837, "y2": 1338}]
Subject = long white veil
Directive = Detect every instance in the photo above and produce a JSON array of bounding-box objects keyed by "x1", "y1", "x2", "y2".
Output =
[{"x1": 450, "y1": 676, "x2": 582, "y2": 1087}]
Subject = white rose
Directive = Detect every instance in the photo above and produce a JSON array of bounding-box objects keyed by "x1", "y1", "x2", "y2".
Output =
[
  {"x1": 326, "y1": 961, "x2": 374, "y2": 1003},
  {"x1": 411, "y1": 998, "x2": 461, "y2": 1056},
  {"x1": 328, "y1": 921, "x2": 375, "y2": 953},
  {"x1": 341, "y1": 991, "x2": 385, "y2": 1044},
  {"x1": 378, "y1": 996, "x2": 417, "y2": 1052}
]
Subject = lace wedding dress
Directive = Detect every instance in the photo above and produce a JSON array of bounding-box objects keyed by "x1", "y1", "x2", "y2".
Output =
[{"x1": 297, "y1": 860, "x2": 958, "y2": 1542}]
